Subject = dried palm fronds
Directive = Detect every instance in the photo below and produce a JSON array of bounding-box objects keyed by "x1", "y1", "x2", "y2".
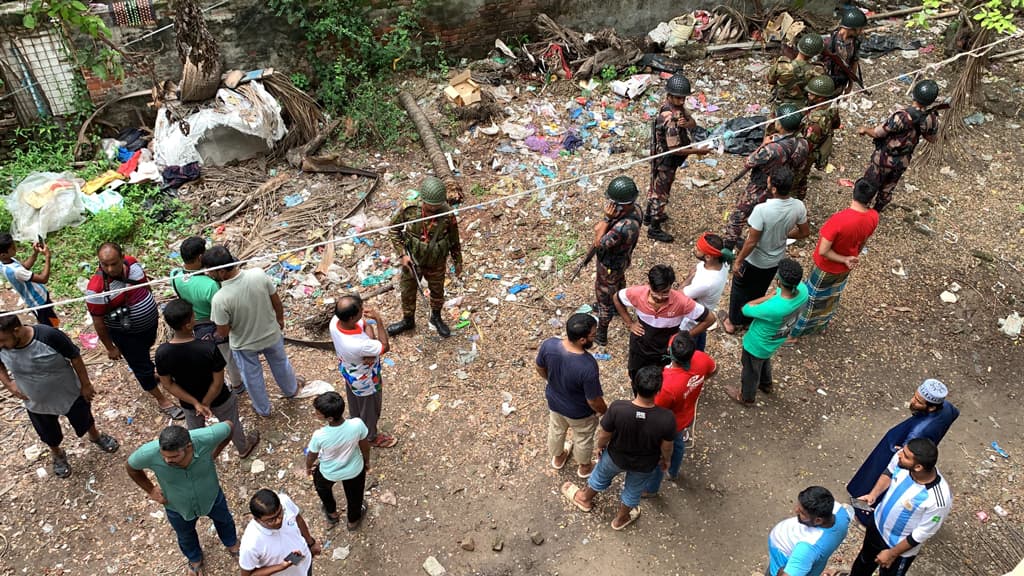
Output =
[{"x1": 263, "y1": 73, "x2": 326, "y2": 158}]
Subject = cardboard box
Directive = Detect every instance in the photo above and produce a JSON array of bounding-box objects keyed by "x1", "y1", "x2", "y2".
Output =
[{"x1": 444, "y1": 70, "x2": 481, "y2": 107}]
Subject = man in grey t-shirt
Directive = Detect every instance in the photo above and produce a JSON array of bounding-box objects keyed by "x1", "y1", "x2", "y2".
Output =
[
  {"x1": 723, "y1": 166, "x2": 811, "y2": 333},
  {"x1": 0, "y1": 315, "x2": 119, "y2": 478}
]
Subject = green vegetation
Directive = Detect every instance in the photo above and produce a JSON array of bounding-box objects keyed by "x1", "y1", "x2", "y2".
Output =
[
  {"x1": 268, "y1": 0, "x2": 444, "y2": 148},
  {"x1": 0, "y1": 124, "x2": 194, "y2": 299},
  {"x1": 912, "y1": 0, "x2": 1022, "y2": 33},
  {"x1": 542, "y1": 230, "x2": 581, "y2": 268}
]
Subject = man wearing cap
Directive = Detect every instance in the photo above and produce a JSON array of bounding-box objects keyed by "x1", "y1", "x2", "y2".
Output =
[
  {"x1": 856, "y1": 80, "x2": 941, "y2": 212},
  {"x1": 766, "y1": 33, "x2": 824, "y2": 108},
  {"x1": 823, "y1": 8, "x2": 866, "y2": 94},
  {"x1": 593, "y1": 176, "x2": 642, "y2": 346},
  {"x1": 793, "y1": 75, "x2": 841, "y2": 202},
  {"x1": 387, "y1": 176, "x2": 463, "y2": 338},
  {"x1": 846, "y1": 378, "x2": 959, "y2": 526},
  {"x1": 644, "y1": 73, "x2": 712, "y2": 243},
  {"x1": 722, "y1": 104, "x2": 809, "y2": 250}
]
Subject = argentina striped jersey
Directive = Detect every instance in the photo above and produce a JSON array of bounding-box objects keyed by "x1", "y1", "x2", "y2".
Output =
[{"x1": 874, "y1": 452, "x2": 952, "y2": 557}]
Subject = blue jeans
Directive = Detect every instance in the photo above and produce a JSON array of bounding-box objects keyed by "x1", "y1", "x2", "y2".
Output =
[
  {"x1": 587, "y1": 451, "x2": 659, "y2": 508},
  {"x1": 644, "y1": 430, "x2": 686, "y2": 494},
  {"x1": 232, "y1": 337, "x2": 298, "y2": 416},
  {"x1": 693, "y1": 331, "x2": 707, "y2": 352},
  {"x1": 164, "y1": 489, "x2": 237, "y2": 564}
]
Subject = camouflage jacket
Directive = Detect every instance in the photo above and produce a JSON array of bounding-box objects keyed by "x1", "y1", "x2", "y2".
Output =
[
  {"x1": 597, "y1": 211, "x2": 641, "y2": 271},
  {"x1": 389, "y1": 201, "x2": 463, "y2": 270},
  {"x1": 744, "y1": 133, "x2": 810, "y2": 196},
  {"x1": 875, "y1": 106, "x2": 939, "y2": 157},
  {"x1": 652, "y1": 102, "x2": 693, "y2": 170},
  {"x1": 802, "y1": 106, "x2": 841, "y2": 168},
  {"x1": 766, "y1": 57, "x2": 821, "y2": 103},
  {"x1": 824, "y1": 30, "x2": 860, "y2": 85}
]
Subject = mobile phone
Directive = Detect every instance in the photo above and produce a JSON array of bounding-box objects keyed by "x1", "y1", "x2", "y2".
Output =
[
  {"x1": 285, "y1": 551, "x2": 304, "y2": 565},
  {"x1": 851, "y1": 498, "x2": 874, "y2": 512}
]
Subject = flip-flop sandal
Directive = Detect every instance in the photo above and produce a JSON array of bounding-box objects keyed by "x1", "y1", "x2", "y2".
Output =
[
  {"x1": 160, "y1": 405, "x2": 186, "y2": 420},
  {"x1": 52, "y1": 452, "x2": 71, "y2": 478},
  {"x1": 321, "y1": 504, "x2": 341, "y2": 529},
  {"x1": 724, "y1": 386, "x2": 755, "y2": 407},
  {"x1": 185, "y1": 560, "x2": 205, "y2": 576},
  {"x1": 370, "y1": 434, "x2": 398, "y2": 448},
  {"x1": 611, "y1": 506, "x2": 641, "y2": 531},
  {"x1": 238, "y1": 431, "x2": 261, "y2": 459},
  {"x1": 560, "y1": 481, "x2": 592, "y2": 512},
  {"x1": 716, "y1": 310, "x2": 737, "y2": 335},
  {"x1": 550, "y1": 451, "x2": 569, "y2": 470},
  {"x1": 91, "y1": 433, "x2": 120, "y2": 453},
  {"x1": 576, "y1": 465, "x2": 593, "y2": 479}
]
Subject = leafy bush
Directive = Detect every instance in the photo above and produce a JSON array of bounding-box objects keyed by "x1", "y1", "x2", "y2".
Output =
[{"x1": 268, "y1": 0, "x2": 443, "y2": 148}]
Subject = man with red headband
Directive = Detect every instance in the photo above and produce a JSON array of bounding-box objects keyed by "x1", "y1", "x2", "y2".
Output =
[{"x1": 681, "y1": 233, "x2": 734, "y2": 351}]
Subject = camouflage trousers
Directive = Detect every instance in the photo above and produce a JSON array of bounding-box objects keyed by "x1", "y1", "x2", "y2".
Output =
[
  {"x1": 645, "y1": 167, "x2": 678, "y2": 222},
  {"x1": 595, "y1": 264, "x2": 627, "y2": 334},
  {"x1": 792, "y1": 159, "x2": 813, "y2": 201},
  {"x1": 863, "y1": 150, "x2": 909, "y2": 212},
  {"x1": 723, "y1": 184, "x2": 768, "y2": 248},
  {"x1": 400, "y1": 263, "x2": 446, "y2": 317}
]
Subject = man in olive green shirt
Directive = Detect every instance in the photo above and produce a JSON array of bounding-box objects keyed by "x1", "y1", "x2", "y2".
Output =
[
  {"x1": 170, "y1": 236, "x2": 242, "y2": 391},
  {"x1": 126, "y1": 422, "x2": 239, "y2": 575}
]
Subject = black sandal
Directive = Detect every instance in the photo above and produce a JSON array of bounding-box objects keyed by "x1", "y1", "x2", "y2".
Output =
[{"x1": 347, "y1": 503, "x2": 368, "y2": 531}]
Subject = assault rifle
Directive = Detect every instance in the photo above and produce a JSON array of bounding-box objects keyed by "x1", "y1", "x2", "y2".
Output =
[
  {"x1": 714, "y1": 166, "x2": 751, "y2": 198},
  {"x1": 569, "y1": 246, "x2": 597, "y2": 282},
  {"x1": 821, "y1": 47, "x2": 865, "y2": 91}
]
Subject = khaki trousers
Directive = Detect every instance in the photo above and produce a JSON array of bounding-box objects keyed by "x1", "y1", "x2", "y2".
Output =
[{"x1": 547, "y1": 411, "x2": 598, "y2": 466}]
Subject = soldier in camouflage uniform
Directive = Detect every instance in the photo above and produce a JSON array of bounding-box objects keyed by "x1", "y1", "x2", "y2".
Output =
[
  {"x1": 823, "y1": 9, "x2": 866, "y2": 94},
  {"x1": 644, "y1": 74, "x2": 712, "y2": 243},
  {"x1": 793, "y1": 75, "x2": 841, "y2": 201},
  {"x1": 766, "y1": 33, "x2": 824, "y2": 108},
  {"x1": 386, "y1": 176, "x2": 463, "y2": 338},
  {"x1": 722, "y1": 104, "x2": 809, "y2": 249},
  {"x1": 856, "y1": 80, "x2": 941, "y2": 212},
  {"x1": 594, "y1": 176, "x2": 642, "y2": 346}
]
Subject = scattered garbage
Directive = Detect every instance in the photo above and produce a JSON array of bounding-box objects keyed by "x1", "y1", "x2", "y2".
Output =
[
  {"x1": 332, "y1": 546, "x2": 351, "y2": 561},
  {"x1": 422, "y1": 556, "x2": 447, "y2": 576},
  {"x1": 500, "y1": 391, "x2": 516, "y2": 416},
  {"x1": 991, "y1": 441, "x2": 1010, "y2": 459},
  {"x1": 444, "y1": 70, "x2": 482, "y2": 107},
  {"x1": 963, "y1": 112, "x2": 987, "y2": 126},
  {"x1": 250, "y1": 459, "x2": 266, "y2": 474},
  {"x1": 939, "y1": 291, "x2": 958, "y2": 304},
  {"x1": 997, "y1": 312, "x2": 1022, "y2": 339}
]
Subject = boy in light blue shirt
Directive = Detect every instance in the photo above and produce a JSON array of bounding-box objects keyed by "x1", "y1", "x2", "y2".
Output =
[
  {"x1": 0, "y1": 233, "x2": 58, "y2": 327},
  {"x1": 767, "y1": 486, "x2": 851, "y2": 576},
  {"x1": 305, "y1": 391, "x2": 370, "y2": 531}
]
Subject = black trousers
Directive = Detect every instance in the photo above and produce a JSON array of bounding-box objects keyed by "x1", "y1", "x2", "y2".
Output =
[
  {"x1": 850, "y1": 519, "x2": 918, "y2": 576},
  {"x1": 728, "y1": 262, "x2": 778, "y2": 327},
  {"x1": 109, "y1": 325, "x2": 158, "y2": 392},
  {"x1": 313, "y1": 466, "x2": 366, "y2": 523}
]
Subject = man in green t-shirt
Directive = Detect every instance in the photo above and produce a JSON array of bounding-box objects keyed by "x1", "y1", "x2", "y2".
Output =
[
  {"x1": 126, "y1": 423, "x2": 239, "y2": 575},
  {"x1": 727, "y1": 258, "x2": 808, "y2": 406},
  {"x1": 170, "y1": 237, "x2": 243, "y2": 392}
]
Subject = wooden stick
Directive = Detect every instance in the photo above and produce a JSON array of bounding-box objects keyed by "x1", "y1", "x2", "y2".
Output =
[
  {"x1": 211, "y1": 172, "x2": 291, "y2": 226},
  {"x1": 991, "y1": 47, "x2": 1024, "y2": 61},
  {"x1": 868, "y1": 6, "x2": 927, "y2": 19}
]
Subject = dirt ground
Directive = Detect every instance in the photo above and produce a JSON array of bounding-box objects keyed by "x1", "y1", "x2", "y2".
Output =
[{"x1": 2, "y1": 25, "x2": 1023, "y2": 576}]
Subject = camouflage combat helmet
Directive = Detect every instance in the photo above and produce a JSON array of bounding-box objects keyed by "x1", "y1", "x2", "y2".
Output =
[
  {"x1": 666, "y1": 74, "x2": 692, "y2": 97},
  {"x1": 419, "y1": 176, "x2": 447, "y2": 206},
  {"x1": 606, "y1": 176, "x2": 639, "y2": 204},
  {"x1": 775, "y1": 103, "x2": 803, "y2": 131},
  {"x1": 840, "y1": 8, "x2": 868, "y2": 29},
  {"x1": 805, "y1": 75, "x2": 836, "y2": 98},
  {"x1": 912, "y1": 79, "x2": 939, "y2": 106},
  {"x1": 797, "y1": 33, "x2": 824, "y2": 57}
]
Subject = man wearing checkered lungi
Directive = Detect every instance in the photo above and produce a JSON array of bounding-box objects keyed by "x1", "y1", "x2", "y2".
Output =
[{"x1": 790, "y1": 179, "x2": 879, "y2": 341}]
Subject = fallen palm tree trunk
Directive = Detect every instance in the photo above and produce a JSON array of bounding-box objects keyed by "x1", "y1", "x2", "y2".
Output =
[{"x1": 397, "y1": 91, "x2": 464, "y2": 204}]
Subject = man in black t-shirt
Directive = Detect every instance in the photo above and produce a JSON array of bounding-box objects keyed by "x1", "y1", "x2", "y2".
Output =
[
  {"x1": 561, "y1": 366, "x2": 675, "y2": 530},
  {"x1": 155, "y1": 299, "x2": 259, "y2": 458}
]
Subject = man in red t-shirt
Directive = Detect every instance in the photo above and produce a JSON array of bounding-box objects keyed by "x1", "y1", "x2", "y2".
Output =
[
  {"x1": 613, "y1": 265, "x2": 714, "y2": 382},
  {"x1": 644, "y1": 332, "x2": 716, "y2": 495},
  {"x1": 790, "y1": 179, "x2": 879, "y2": 340}
]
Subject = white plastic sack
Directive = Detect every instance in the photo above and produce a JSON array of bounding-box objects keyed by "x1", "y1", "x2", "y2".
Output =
[
  {"x1": 610, "y1": 75, "x2": 653, "y2": 99},
  {"x1": 152, "y1": 81, "x2": 287, "y2": 167},
  {"x1": 665, "y1": 14, "x2": 696, "y2": 51},
  {"x1": 291, "y1": 379, "x2": 336, "y2": 399},
  {"x1": 4, "y1": 172, "x2": 86, "y2": 241},
  {"x1": 648, "y1": 22, "x2": 673, "y2": 46},
  {"x1": 81, "y1": 188, "x2": 125, "y2": 215}
]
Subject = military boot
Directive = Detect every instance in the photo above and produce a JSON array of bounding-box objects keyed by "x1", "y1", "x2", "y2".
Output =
[
  {"x1": 429, "y1": 310, "x2": 451, "y2": 338},
  {"x1": 647, "y1": 221, "x2": 675, "y2": 243},
  {"x1": 387, "y1": 316, "x2": 415, "y2": 337}
]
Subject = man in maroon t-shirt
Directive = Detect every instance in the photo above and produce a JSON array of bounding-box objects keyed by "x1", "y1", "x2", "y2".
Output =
[{"x1": 790, "y1": 179, "x2": 879, "y2": 340}]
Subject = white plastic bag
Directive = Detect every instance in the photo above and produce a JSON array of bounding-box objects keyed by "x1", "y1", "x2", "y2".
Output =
[{"x1": 5, "y1": 172, "x2": 86, "y2": 241}]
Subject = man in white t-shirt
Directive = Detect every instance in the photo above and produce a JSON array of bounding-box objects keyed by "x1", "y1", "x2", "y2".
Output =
[
  {"x1": 724, "y1": 167, "x2": 811, "y2": 334},
  {"x1": 239, "y1": 490, "x2": 319, "y2": 576},
  {"x1": 329, "y1": 294, "x2": 397, "y2": 448}
]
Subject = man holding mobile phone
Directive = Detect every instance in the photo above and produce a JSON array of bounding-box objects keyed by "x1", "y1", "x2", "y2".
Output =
[{"x1": 239, "y1": 489, "x2": 321, "y2": 576}]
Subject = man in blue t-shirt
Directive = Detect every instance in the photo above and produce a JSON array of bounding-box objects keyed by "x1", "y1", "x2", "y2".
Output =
[
  {"x1": 536, "y1": 312, "x2": 606, "y2": 478},
  {"x1": 767, "y1": 486, "x2": 852, "y2": 576}
]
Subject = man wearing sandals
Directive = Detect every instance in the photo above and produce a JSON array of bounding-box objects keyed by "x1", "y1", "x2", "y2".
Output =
[
  {"x1": 0, "y1": 314, "x2": 120, "y2": 478},
  {"x1": 561, "y1": 365, "x2": 675, "y2": 530},
  {"x1": 126, "y1": 423, "x2": 240, "y2": 575},
  {"x1": 330, "y1": 294, "x2": 397, "y2": 448},
  {"x1": 86, "y1": 242, "x2": 185, "y2": 420},
  {"x1": 537, "y1": 312, "x2": 606, "y2": 479}
]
